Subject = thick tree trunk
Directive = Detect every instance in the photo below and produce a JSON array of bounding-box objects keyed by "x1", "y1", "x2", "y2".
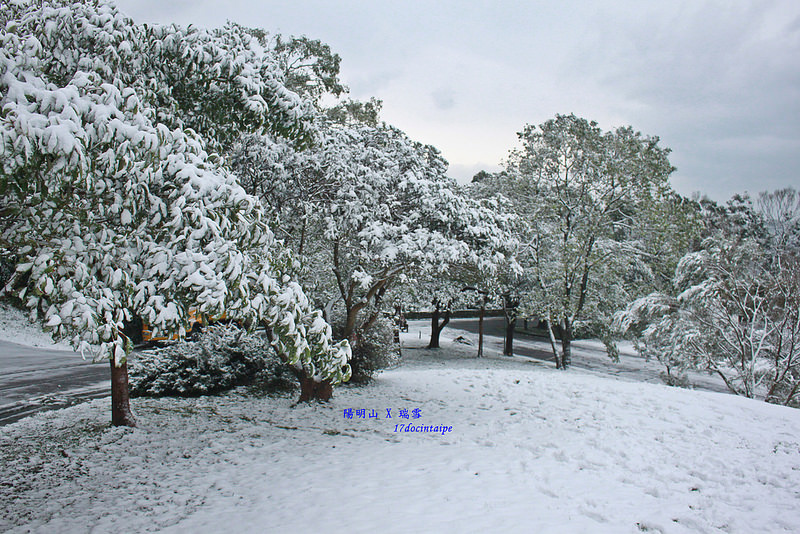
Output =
[
  {"x1": 561, "y1": 337, "x2": 572, "y2": 369},
  {"x1": 502, "y1": 294, "x2": 519, "y2": 357},
  {"x1": 110, "y1": 358, "x2": 136, "y2": 427},
  {"x1": 427, "y1": 303, "x2": 451, "y2": 349},
  {"x1": 343, "y1": 306, "x2": 361, "y2": 343},
  {"x1": 297, "y1": 374, "x2": 333, "y2": 402},
  {"x1": 504, "y1": 315, "x2": 516, "y2": 356}
]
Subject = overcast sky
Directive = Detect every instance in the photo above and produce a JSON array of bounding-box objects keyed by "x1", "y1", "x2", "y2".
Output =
[{"x1": 115, "y1": 0, "x2": 799, "y2": 201}]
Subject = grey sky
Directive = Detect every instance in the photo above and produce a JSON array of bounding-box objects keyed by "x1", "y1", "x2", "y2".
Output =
[{"x1": 114, "y1": 0, "x2": 800, "y2": 201}]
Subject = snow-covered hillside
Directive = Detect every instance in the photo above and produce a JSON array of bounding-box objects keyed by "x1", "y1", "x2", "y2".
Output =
[
  {"x1": 0, "y1": 302, "x2": 72, "y2": 350},
  {"x1": 2, "y1": 329, "x2": 799, "y2": 533}
]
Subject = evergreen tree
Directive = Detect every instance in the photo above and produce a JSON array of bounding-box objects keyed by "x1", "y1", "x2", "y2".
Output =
[
  {"x1": 0, "y1": 0, "x2": 350, "y2": 424},
  {"x1": 475, "y1": 114, "x2": 677, "y2": 368}
]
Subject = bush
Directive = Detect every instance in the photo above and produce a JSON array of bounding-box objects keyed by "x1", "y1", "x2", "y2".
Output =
[
  {"x1": 0, "y1": 254, "x2": 17, "y2": 292},
  {"x1": 347, "y1": 316, "x2": 401, "y2": 383},
  {"x1": 659, "y1": 370, "x2": 690, "y2": 389},
  {"x1": 129, "y1": 325, "x2": 296, "y2": 397}
]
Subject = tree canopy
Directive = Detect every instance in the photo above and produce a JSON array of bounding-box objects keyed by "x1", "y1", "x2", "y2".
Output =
[
  {"x1": 0, "y1": 0, "x2": 350, "y2": 424},
  {"x1": 231, "y1": 118, "x2": 514, "y2": 343},
  {"x1": 473, "y1": 114, "x2": 680, "y2": 367}
]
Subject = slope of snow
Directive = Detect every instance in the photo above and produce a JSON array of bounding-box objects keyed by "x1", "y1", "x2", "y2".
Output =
[
  {"x1": 3, "y1": 329, "x2": 800, "y2": 533},
  {"x1": 0, "y1": 302, "x2": 72, "y2": 350}
]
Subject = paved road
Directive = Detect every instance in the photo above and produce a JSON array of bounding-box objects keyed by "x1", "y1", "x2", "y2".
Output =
[
  {"x1": 0, "y1": 341, "x2": 109, "y2": 425},
  {"x1": 444, "y1": 317, "x2": 556, "y2": 361}
]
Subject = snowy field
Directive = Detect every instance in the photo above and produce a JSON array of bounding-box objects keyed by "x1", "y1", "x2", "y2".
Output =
[{"x1": 3, "y1": 326, "x2": 800, "y2": 533}]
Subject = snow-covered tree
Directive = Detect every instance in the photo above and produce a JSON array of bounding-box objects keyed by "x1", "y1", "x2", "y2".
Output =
[
  {"x1": 271, "y1": 34, "x2": 346, "y2": 105},
  {"x1": 0, "y1": 0, "x2": 349, "y2": 425},
  {"x1": 617, "y1": 190, "x2": 800, "y2": 404},
  {"x1": 395, "y1": 268, "x2": 485, "y2": 350},
  {"x1": 232, "y1": 120, "x2": 512, "y2": 347},
  {"x1": 766, "y1": 253, "x2": 800, "y2": 404},
  {"x1": 477, "y1": 115, "x2": 676, "y2": 368},
  {"x1": 758, "y1": 188, "x2": 800, "y2": 262},
  {"x1": 391, "y1": 187, "x2": 518, "y2": 351}
]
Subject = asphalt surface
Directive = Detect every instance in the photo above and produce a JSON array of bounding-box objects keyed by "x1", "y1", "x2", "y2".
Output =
[
  {"x1": 0, "y1": 341, "x2": 109, "y2": 426},
  {"x1": 443, "y1": 317, "x2": 556, "y2": 361}
]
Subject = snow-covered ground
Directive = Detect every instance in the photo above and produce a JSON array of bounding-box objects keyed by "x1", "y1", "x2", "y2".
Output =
[
  {"x1": 444, "y1": 319, "x2": 732, "y2": 394},
  {"x1": 3, "y1": 324, "x2": 800, "y2": 533}
]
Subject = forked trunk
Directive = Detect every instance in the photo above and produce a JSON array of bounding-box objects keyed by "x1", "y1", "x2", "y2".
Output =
[
  {"x1": 110, "y1": 358, "x2": 136, "y2": 427},
  {"x1": 427, "y1": 303, "x2": 450, "y2": 349}
]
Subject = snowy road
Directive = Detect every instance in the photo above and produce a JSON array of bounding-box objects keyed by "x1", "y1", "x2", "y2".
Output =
[{"x1": 0, "y1": 341, "x2": 108, "y2": 425}]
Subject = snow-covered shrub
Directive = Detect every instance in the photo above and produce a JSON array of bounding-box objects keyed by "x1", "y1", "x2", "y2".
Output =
[
  {"x1": 0, "y1": 256, "x2": 15, "y2": 291},
  {"x1": 129, "y1": 325, "x2": 295, "y2": 397},
  {"x1": 659, "y1": 370, "x2": 690, "y2": 389},
  {"x1": 345, "y1": 316, "x2": 401, "y2": 383}
]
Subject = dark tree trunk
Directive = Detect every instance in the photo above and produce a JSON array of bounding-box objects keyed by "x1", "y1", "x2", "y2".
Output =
[
  {"x1": 504, "y1": 315, "x2": 516, "y2": 356},
  {"x1": 560, "y1": 318, "x2": 573, "y2": 369},
  {"x1": 561, "y1": 337, "x2": 572, "y2": 369},
  {"x1": 297, "y1": 374, "x2": 333, "y2": 402},
  {"x1": 427, "y1": 301, "x2": 451, "y2": 349},
  {"x1": 343, "y1": 306, "x2": 361, "y2": 343},
  {"x1": 478, "y1": 302, "x2": 485, "y2": 358},
  {"x1": 110, "y1": 358, "x2": 136, "y2": 427},
  {"x1": 502, "y1": 294, "x2": 519, "y2": 357}
]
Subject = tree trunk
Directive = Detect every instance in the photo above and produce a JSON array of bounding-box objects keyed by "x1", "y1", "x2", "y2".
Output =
[
  {"x1": 545, "y1": 314, "x2": 562, "y2": 369},
  {"x1": 110, "y1": 358, "x2": 136, "y2": 427},
  {"x1": 478, "y1": 302, "x2": 485, "y2": 358},
  {"x1": 504, "y1": 315, "x2": 516, "y2": 356},
  {"x1": 560, "y1": 318, "x2": 573, "y2": 369},
  {"x1": 427, "y1": 302, "x2": 451, "y2": 349},
  {"x1": 343, "y1": 305, "x2": 361, "y2": 343},
  {"x1": 297, "y1": 374, "x2": 333, "y2": 402},
  {"x1": 299, "y1": 217, "x2": 307, "y2": 256}
]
